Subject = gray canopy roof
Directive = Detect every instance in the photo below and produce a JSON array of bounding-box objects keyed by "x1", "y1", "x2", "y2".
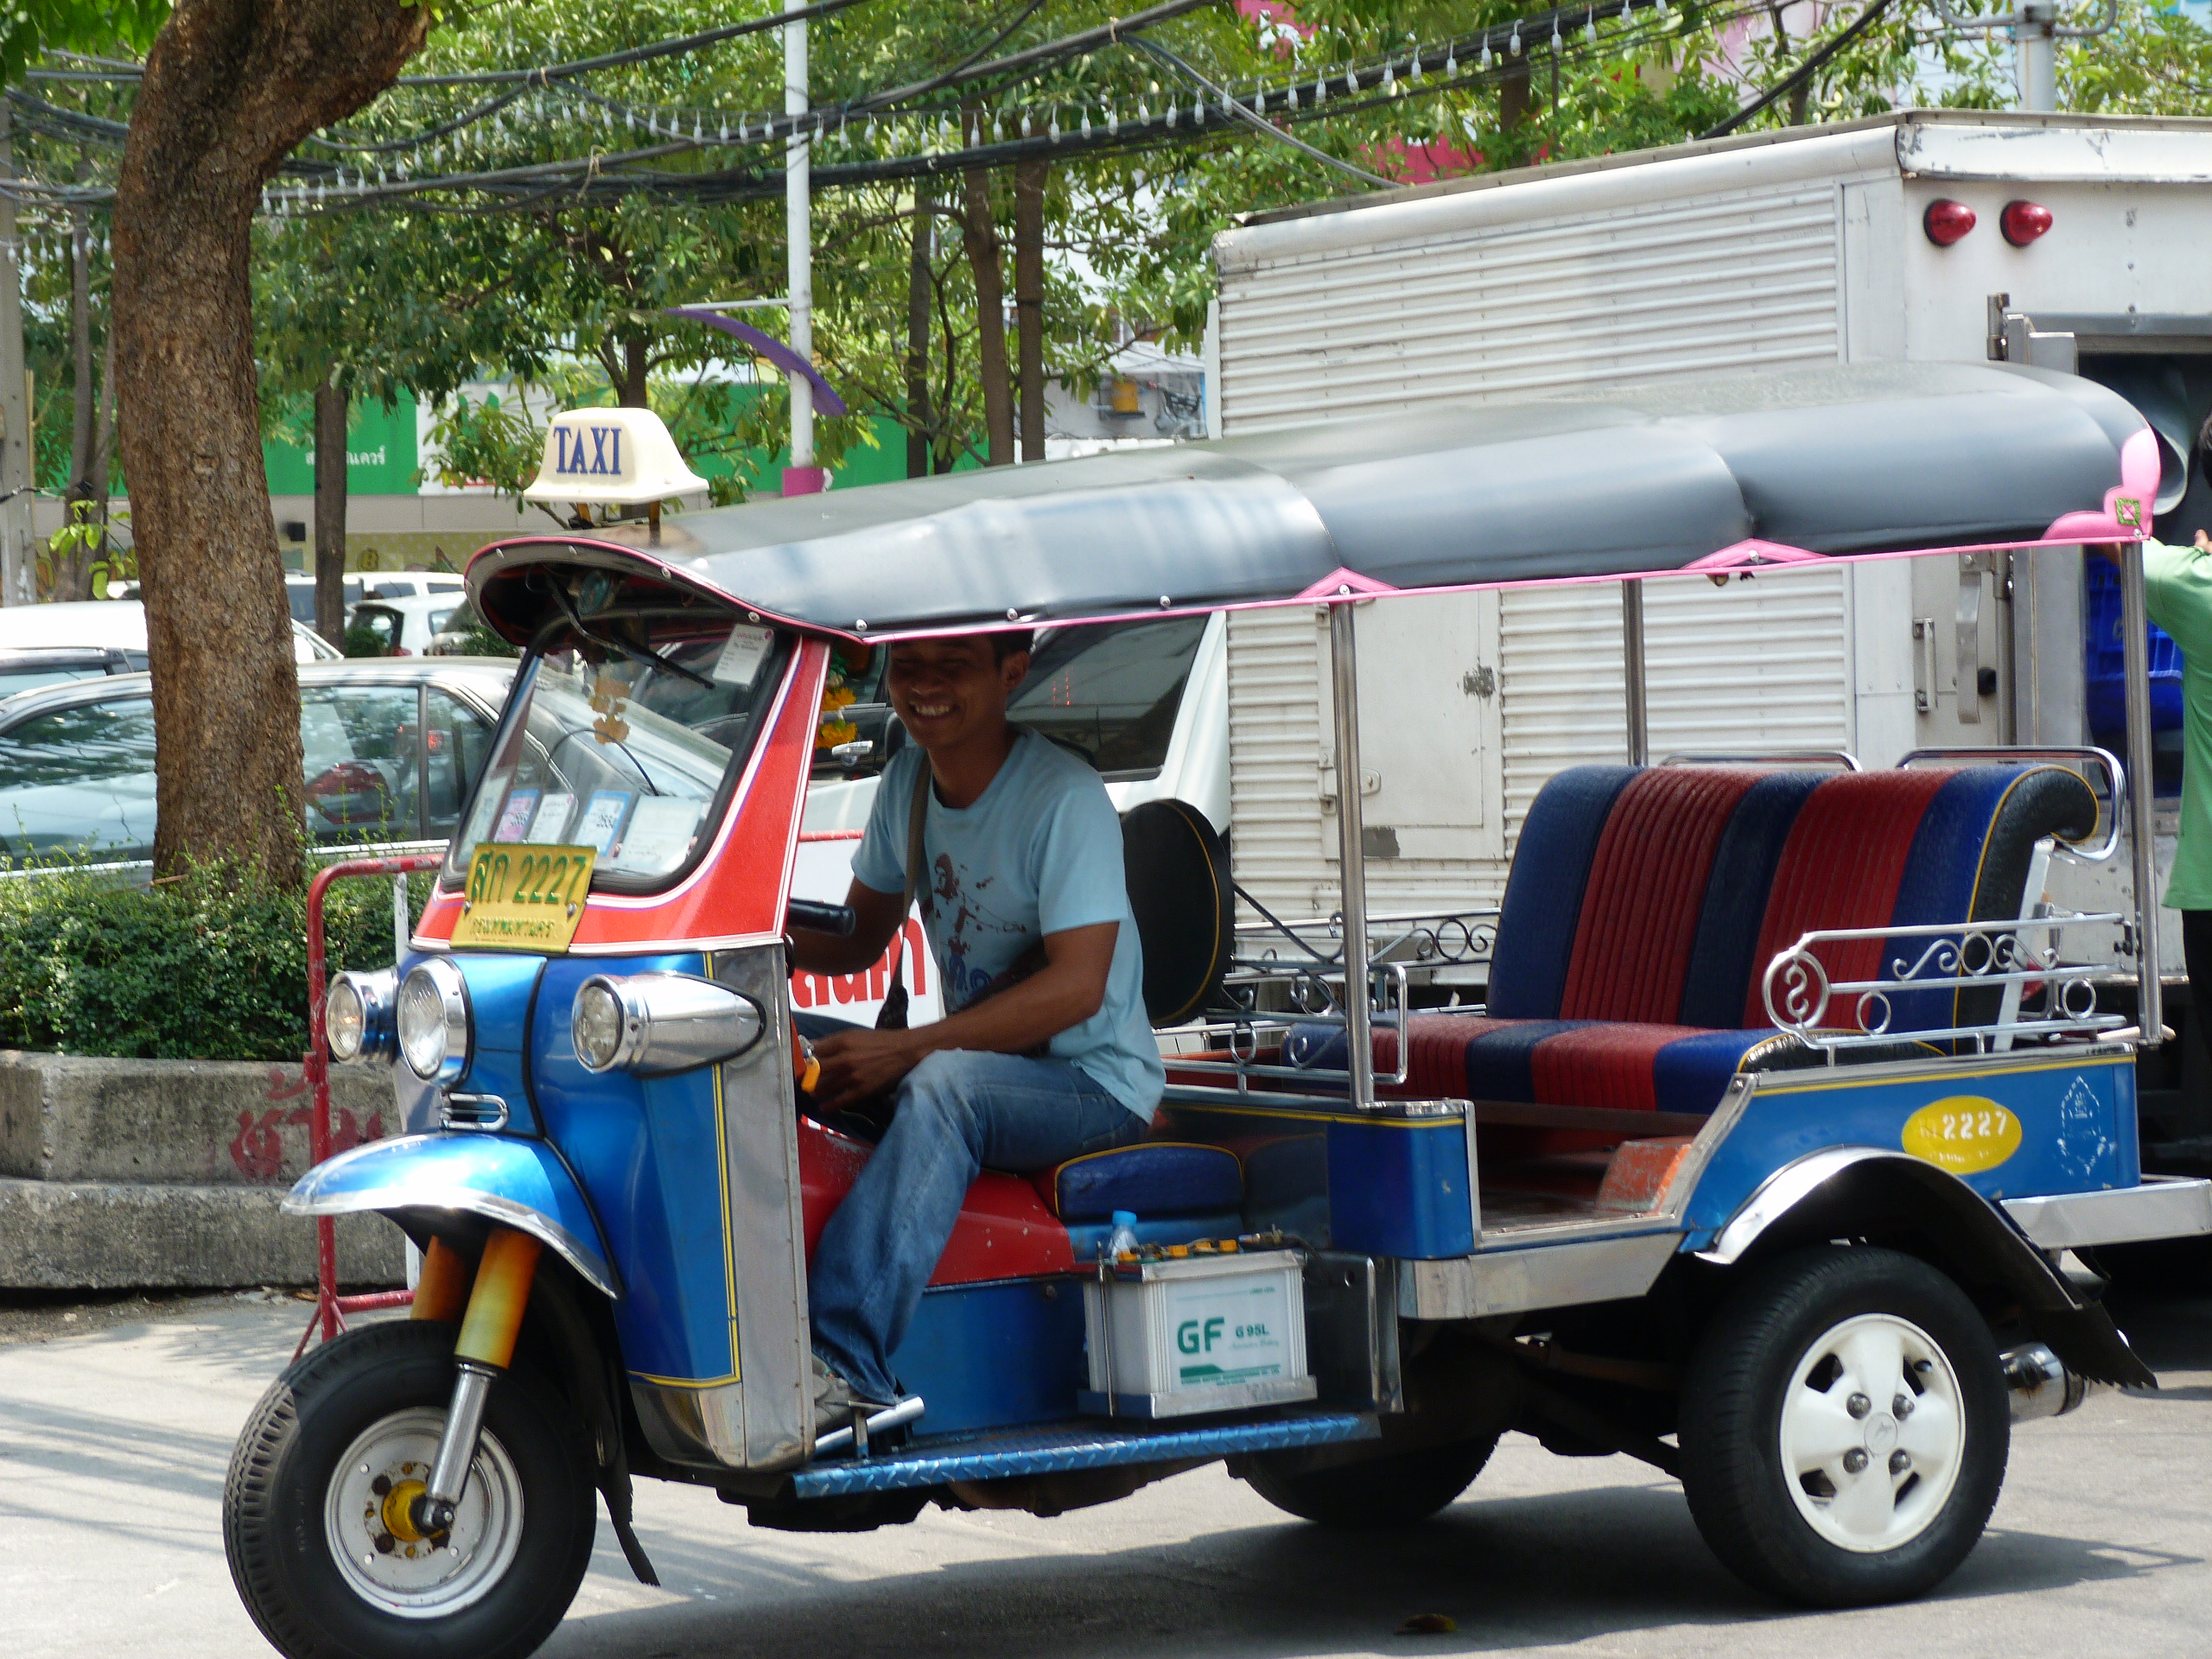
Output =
[{"x1": 469, "y1": 361, "x2": 2143, "y2": 645}]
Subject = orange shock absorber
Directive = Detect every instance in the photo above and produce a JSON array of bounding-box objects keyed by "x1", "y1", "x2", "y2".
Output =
[
  {"x1": 410, "y1": 1236, "x2": 474, "y2": 1324},
  {"x1": 454, "y1": 1226, "x2": 542, "y2": 1370},
  {"x1": 416, "y1": 1226, "x2": 543, "y2": 1536}
]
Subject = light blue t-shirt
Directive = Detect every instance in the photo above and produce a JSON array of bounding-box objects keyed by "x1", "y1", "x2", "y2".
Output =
[{"x1": 850, "y1": 730, "x2": 1165, "y2": 1122}]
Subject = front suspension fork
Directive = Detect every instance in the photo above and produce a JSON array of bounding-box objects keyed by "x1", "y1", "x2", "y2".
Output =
[{"x1": 413, "y1": 1227, "x2": 541, "y2": 1537}]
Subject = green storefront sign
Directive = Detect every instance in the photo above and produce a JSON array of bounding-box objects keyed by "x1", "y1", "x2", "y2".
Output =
[{"x1": 263, "y1": 397, "x2": 419, "y2": 496}]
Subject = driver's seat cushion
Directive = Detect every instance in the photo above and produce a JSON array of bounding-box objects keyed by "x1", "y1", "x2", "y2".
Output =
[{"x1": 1033, "y1": 1141, "x2": 1243, "y2": 1220}]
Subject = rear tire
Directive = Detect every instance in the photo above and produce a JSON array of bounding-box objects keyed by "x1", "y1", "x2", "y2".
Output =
[
  {"x1": 1678, "y1": 1246, "x2": 2008, "y2": 1607},
  {"x1": 225, "y1": 1319, "x2": 596, "y2": 1659},
  {"x1": 1242, "y1": 1434, "x2": 1498, "y2": 1528}
]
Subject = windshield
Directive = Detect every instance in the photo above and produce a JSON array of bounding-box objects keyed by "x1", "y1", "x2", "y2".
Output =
[
  {"x1": 449, "y1": 612, "x2": 791, "y2": 891},
  {"x1": 1005, "y1": 615, "x2": 1209, "y2": 780}
]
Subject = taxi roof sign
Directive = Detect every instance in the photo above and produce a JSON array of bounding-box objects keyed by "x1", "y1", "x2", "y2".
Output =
[{"x1": 524, "y1": 407, "x2": 708, "y2": 505}]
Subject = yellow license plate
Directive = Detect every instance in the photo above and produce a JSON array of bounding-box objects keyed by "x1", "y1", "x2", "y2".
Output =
[{"x1": 452, "y1": 844, "x2": 596, "y2": 952}]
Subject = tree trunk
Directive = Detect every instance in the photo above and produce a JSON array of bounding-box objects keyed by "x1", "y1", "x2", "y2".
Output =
[
  {"x1": 1013, "y1": 159, "x2": 1047, "y2": 464},
  {"x1": 63, "y1": 194, "x2": 93, "y2": 601},
  {"x1": 958, "y1": 162, "x2": 1013, "y2": 467},
  {"x1": 313, "y1": 375, "x2": 347, "y2": 643},
  {"x1": 113, "y1": 0, "x2": 429, "y2": 884},
  {"x1": 89, "y1": 322, "x2": 117, "y2": 587},
  {"x1": 1499, "y1": 62, "x2": 1532, "y2": 143},
  {"x1": 906, "y1": 183, "x2": 933, "y2": 478},
  {"x1": 620, "y1": 334, "x2": 650, "y2": 408}
]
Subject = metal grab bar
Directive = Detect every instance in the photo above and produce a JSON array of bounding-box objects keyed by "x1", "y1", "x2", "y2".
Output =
[
  {"x1": 1759, "y1": 911, "x2": 2127, "y2": 1051},
  {"x1": 1896, "y1": 745, "x2": 2125, "y2": 862},
  {"x1": 1661, "y1": 749, "x2": 1863, "y2": 771}
]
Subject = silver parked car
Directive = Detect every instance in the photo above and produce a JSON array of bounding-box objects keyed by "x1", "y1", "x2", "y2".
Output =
[{"x1": 0, "y1": 659, "x2": 516, "y2": 866}]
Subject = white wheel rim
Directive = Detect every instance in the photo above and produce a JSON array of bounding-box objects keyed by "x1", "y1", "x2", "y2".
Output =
[
  {"x1": 324, "y1": 1408, "x2": 525, "y2": 1618},
  {"x1": 1777, "y1": 1312, "x2": 1965, "y2": 1554}
]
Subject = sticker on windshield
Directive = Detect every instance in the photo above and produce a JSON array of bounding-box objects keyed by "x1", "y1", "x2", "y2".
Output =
[
  {"x1": 492, "y1": 789, "x2": 538, "y2": 842},
  {"x1": 524, "y1": 791, "x2": 575, "y2": 843},
  {"x1": 713, "y1": 625, "x2": 774, "y2": 687},
  {"x1": 614, "y1": 797, "x2": 704, "y2": 870},
  {"x1": 576, "y1": 790, "x2": 633, "y2": 855}
]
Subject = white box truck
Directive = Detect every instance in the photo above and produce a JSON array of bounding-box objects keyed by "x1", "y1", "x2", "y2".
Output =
[{"x1": 1210, "y1": 109, "x2": 2212, "y2": 1160}]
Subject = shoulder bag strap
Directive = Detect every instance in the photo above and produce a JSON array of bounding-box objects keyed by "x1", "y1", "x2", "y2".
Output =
[{"x1": 874, "y1": 760, "x2": 932, "y2": 1030}]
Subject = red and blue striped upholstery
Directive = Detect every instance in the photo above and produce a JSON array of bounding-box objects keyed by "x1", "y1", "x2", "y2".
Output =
[{"x1": 1291, "y1": 761, "x2": 2097, "y2": 1131}]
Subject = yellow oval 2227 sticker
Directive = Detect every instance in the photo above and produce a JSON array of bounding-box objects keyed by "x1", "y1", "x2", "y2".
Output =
[
  {"x1": 1902, "y1": 1096, "x2": 2022, "y2": 1174},
  {"x1": 452, "y1": 844, "x2": 595, "y2": 952}
]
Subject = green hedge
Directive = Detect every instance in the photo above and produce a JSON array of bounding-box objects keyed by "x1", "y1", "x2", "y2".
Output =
[{"x1": 0, "y1": 863, "x2": 434, "y2": 1061}]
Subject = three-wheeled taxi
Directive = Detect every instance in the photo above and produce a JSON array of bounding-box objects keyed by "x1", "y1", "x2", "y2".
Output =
[{"x1": 229, "y1": 362, "x2": 2212, "y2": 1659}]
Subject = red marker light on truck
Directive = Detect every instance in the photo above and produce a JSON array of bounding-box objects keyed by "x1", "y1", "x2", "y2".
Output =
[
  {"x1": 1923, "y1": 200, "x2": 1976, "y2": 246},
  {"x1": 2000, "y1": 200, "x2": 2053, "y2": 247}
]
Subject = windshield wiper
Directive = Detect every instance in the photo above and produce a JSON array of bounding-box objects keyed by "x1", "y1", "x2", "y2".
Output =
[{"x1": 549, "y1": 583, "x2": 718, "y2": 690}]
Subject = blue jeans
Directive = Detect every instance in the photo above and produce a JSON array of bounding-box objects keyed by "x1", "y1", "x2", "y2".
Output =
[{"x1": 809, "y1": 1046, "x2": 1145, "y2": 1403}]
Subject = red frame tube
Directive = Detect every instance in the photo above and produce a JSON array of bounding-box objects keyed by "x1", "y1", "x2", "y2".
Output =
[{"x1": 296, "y1": 853, "x2": 450, "y2": 1357}]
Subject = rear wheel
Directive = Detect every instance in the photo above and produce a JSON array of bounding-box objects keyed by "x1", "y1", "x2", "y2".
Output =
[
  {"x1": 1241, "y1": 1433, "x2": 1498, "y2": 1528},
  {"x1": 1679, "y1": 1247, "x2": 2008, "y2": 1607},
  {"x1": 225, "y1": 1319, "x2": 596, "y2": 1659}
]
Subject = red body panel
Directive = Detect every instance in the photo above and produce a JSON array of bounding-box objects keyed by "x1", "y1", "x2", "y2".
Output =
[
  {"x1": 417, "y1": 641, "x2": 828, "y2": 950},
  {"x1": 797, "y1": 1116, "x2": 1076, "y2": 1285}
]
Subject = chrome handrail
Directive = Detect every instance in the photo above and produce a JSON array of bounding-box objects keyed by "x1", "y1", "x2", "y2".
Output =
[
  {"x1": 1895, "y1": 746, "x2": 2125, "y2": 863},
  {"x1": 1759, "y1": 911, "x2": 2127, "y2": 1054},
  {"x1": 1662, "y1": 749, "x2": 1862, "y2": 771}
]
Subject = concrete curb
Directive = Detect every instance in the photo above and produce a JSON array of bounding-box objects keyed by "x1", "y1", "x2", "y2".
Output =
[
  {"x1": 0, "y1": 1176, "x2": 404, "y2": 1290},
  {"x1": 0, "y1": 1052, "x2": 404, "y2": 1289},
  {"x1": 0, "y1": 1051, "x2": 393, "y2": 1185}
]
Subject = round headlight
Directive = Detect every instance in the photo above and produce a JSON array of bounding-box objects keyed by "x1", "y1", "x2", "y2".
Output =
[
  {"x1": 572, "y1": 980, "x2": 628, "y2": 1072},
  {"x1": 327, "y1": 978, "x2": 366, "y2": 1061},
  {"x1": 323, "y1": 969, "x2": 396, "y2": 1065},
  {"x1": 397, "y1": 958, "x2": 471, "y2": 1083}
]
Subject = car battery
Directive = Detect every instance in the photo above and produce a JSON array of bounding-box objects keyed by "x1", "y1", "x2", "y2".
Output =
[{"x1": 1080, "y1": 1246, "x2": 1316, "y2": 1418}]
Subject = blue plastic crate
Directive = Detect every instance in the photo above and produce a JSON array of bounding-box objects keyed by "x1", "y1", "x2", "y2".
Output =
[{"x1": 2084, "y1": 556, "x2": 2184, "y2": 736}]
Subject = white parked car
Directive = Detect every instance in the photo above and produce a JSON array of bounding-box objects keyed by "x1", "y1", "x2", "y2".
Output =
[
  {"x1": 0, "y1": 600, "x2": 340, "y2": 664},
  {"x1": 346, "y1": 594, "x2": 464, "y2": 658}
]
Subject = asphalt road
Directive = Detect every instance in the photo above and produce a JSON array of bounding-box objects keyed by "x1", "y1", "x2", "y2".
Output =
[{"x1": 3, "y1": 1267, "x2": 2207, "y2": 1659}]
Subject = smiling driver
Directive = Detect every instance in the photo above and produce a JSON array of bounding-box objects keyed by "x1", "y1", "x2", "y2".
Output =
[{"x1": 788, "y1": 629, "x2": 1162, "y2": 1416}]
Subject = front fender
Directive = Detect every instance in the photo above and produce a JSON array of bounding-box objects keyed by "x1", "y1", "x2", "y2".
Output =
[
  {"x1": 1693, "y1": 1147, "x2": 2153, "y2": 1389},
  {"x1": 285, "y1": 1133, "x2": 620, "y2": 1300}
]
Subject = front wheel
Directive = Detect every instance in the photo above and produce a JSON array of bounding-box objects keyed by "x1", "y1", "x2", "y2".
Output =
[
  {"x1": 1678, "y1": 1246, "x2": 2009, "y2": 1607},
  {"x1": 225, "y1": 1319, "x2": 596, "y2": 1659}
]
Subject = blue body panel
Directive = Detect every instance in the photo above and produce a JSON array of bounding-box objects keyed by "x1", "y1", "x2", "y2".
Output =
[
  {"x1": 1325, "y1": 1118, "x2": 1474, "y2": 1259},
  {"x1": 1684, "y1": 1051, "x2": 2138, "y2": 1248},
  {"x1": 891, "y1": 1278, "x2": 1090, "y2": 1436},
  {"x1": 285, "y1": 1131, "x2": 615, "y2": 1294},
  {"x1": 792, "y1": 1409, "x2": 1378, "y2": 1498},
  {"x1": 529, "y1": 950, "x2": 739, "y2": 1387},
  {"x1": 439, "y1": 952, "x2": 547, "y2": 1134}
]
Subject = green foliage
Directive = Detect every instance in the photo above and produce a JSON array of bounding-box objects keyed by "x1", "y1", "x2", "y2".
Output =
[
  {"x1": 341, "y1": 624, "x2": 391, "y2": 658},
  {"x1": 0, "y1": 0, "x2": 164, "y2": 100},
  {"x1": 0, "y1": 862, "x2": 429, "y2": 1061}
]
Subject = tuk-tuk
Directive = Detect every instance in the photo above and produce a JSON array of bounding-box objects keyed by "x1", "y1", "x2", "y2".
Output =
[{"x1": 228, "y1": 362, "x2": 2212, "y2": 1659}]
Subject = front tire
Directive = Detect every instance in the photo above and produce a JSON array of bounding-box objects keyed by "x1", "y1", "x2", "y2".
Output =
[
  {"x1": 225, "y1": 1319, "x2": 596, "y2": 1659},
  {"x1": 1679, "y1": 1246, "x2": 2008, "y2": 1607},
  {"x1": 1241, "y1": 1434, "x2": 1499, "y2": 1528}
]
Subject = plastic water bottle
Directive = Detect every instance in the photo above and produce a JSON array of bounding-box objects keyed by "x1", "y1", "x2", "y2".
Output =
[{"x1": 1106, "y1": 1210, "x2": 1140, "y2": 1260}]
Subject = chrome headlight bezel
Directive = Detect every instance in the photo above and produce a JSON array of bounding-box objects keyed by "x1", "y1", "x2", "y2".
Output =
[
  {"x1": 397, "y1": 957, "x2": 473, "y2": 1084},
  {"x1": 324, "y1": 968, "x2": 397, "y2": 1065},
  {"x1": 571, "y1": 972, "x2": 763, "y2": 1076}
]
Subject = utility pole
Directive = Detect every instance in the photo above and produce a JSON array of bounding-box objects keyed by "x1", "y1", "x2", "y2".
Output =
[
  {"x1": 0, "y1": 101, "x2": 33, "y2": 605},
  {"x1": 783, "y1": 0, "x2": 823, "y2": 497},
  {"x1": 2016, "y1": 0, "x2": 2056, "y2": 111},
  {"x1": 1932, "y1": 0, "x2": 2113, "y2": 112}
]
